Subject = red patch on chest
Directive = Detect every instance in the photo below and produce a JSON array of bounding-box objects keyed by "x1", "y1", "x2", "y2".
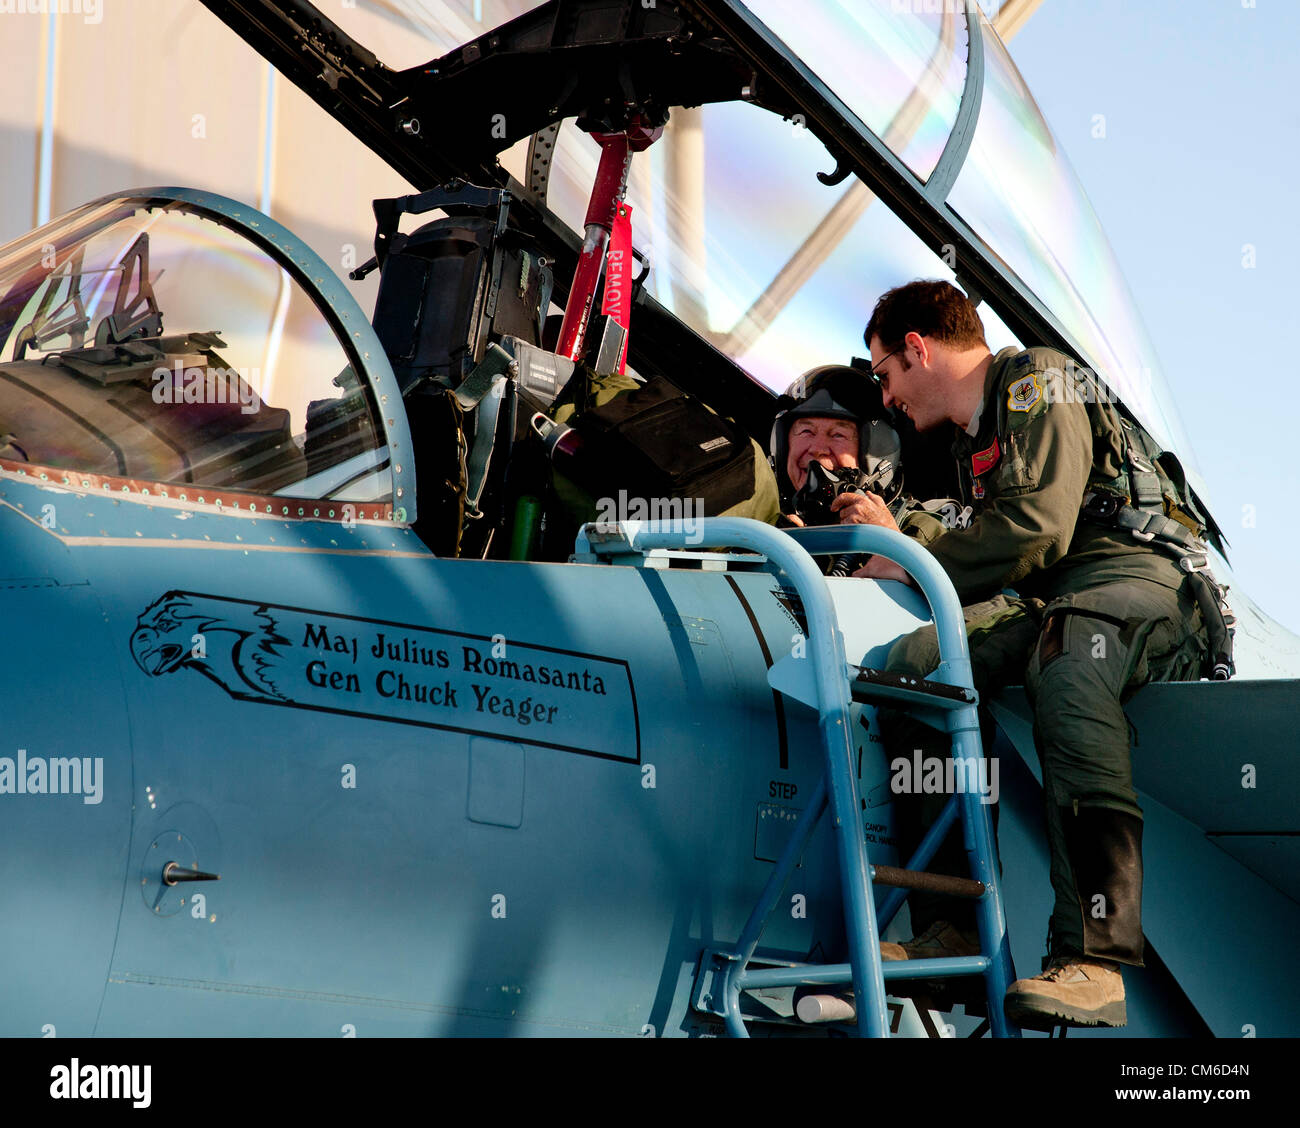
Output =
[{"x1": 971, "y1": 436, "x2": 1001, "y2": 477}]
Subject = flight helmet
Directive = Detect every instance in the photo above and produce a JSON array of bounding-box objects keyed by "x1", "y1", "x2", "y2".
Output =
[{"x1": 770, "y1": 364, "x2": 902, "y2": 510}]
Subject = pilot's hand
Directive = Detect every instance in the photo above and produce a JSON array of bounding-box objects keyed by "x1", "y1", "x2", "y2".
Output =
[
  {"x1": 832, "y1": 490, "x2": 899, "y2": 529},
  {"x1": 852, "y1": 556, "x2": 914, "y2": 586},
  {"x1": 783, "y1": 512, "x2": 806, "y2": 527}
]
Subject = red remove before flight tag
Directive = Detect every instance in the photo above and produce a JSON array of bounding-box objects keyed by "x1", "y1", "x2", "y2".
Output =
[{"x1": 601, "y1": 202, "x2": 633, "y2": 374}]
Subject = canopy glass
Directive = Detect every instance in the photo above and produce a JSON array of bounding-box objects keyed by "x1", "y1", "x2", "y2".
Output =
[
  {"x1": 0, "y1": 197, "x2": 392, "y2": 505},
  {"x1": 321, "y1": 0, "x2": 1190, "y2": 455},
  {"x1": 742, "y1": 0, "x2": 969, "y2": 183},
  {"x1": 740, "y1": 0, "x2": 1189, "y2": 452}
]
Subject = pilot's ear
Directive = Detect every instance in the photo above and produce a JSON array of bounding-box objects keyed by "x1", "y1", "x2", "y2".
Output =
[{"x1": 904, "y1": 330, "x2": 928, "y2": 363}]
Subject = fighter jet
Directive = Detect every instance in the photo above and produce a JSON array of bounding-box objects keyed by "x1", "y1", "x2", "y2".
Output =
[{"x1": 0, "y1": 0, "x2": 1295, "y2": 1039}]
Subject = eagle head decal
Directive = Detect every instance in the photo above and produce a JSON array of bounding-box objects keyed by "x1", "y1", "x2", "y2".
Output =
[{"x1": 132, "y1": 591, "x2": 291, "y2": 703}]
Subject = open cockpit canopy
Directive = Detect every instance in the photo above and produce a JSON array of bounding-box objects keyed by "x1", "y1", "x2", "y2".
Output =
[{"x1": 286, "y1": 0, "x2": 1190, "y2": 462}]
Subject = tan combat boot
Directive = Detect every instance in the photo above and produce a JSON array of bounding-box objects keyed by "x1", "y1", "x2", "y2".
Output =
[
  {"x1": 880, "y1": 920, "x2": 981, "y2": 962},
  {"x1": 1004, "y1": 957, "x2": 1126, "y2": 1028}
]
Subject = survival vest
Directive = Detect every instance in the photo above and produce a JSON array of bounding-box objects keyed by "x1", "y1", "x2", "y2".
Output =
[{"x1": 1073, "y1": 371, "x2": 1236, "y2": 679}]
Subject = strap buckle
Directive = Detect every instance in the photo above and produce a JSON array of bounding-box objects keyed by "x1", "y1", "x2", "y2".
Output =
[{"x1": 1082, "y1": 491, "x2": 1121, "y2": 521}]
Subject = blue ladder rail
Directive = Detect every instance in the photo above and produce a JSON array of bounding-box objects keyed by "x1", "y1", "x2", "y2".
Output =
[{"x1": 579, "y1": 518, "x2": 1020, "y2": 1038}]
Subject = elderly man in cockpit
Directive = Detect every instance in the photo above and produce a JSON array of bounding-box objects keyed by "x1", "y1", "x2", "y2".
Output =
[{"x1": 771, "y1": 365, "x2": 963, "y2": 549}]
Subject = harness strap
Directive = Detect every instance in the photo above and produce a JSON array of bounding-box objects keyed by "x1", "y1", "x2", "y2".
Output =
[
  {"x1": 1079, "y1": 490, "x2": 1235, "y2": 680},
  {"x1": 454, "y1": 343, "x2": 515, "y2": 411},
  {"x1": 1076, "y1": 408, "x2": 1234, "y2": 679},
  {"x1": 455, "y1": 344, "x2": 519, "y2": 520},
  {"x1": 1110, "y1": 503, "x2": 1204, "y2": 556}
]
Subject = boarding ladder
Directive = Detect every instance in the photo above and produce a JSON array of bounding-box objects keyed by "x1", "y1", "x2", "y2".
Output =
[{"x1": 576, "y1": 518, "x2": 1020, "y2": 1037}]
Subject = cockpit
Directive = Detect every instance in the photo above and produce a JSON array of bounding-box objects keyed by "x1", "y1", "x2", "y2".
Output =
[{"x1": 0, "y1": 0, "x2": 1218, "y2": 558}]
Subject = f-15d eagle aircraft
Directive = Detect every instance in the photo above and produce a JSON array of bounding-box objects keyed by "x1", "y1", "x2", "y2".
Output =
[{"x1": 1, "y1": 0, "x2": 1297, "y2": 1039}]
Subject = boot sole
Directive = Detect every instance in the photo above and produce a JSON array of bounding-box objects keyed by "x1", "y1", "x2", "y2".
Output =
[{"x1": 1004, "y1": 991, "x2": 1126, "y2": 1029}]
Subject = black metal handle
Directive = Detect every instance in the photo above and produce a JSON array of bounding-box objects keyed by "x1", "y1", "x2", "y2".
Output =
[{"x1": 163, "y1": 861, "x2": 220, "y2": 886}]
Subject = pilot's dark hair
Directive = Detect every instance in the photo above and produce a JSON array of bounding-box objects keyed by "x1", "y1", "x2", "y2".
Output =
[{"x1": 864, "y1": 280, "x2": 987, "y2": 354}]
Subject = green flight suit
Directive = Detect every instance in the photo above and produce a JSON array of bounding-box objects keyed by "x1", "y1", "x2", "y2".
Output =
[{"x1": 881, "y1": 346, "x2": 1208, "y2": 967}]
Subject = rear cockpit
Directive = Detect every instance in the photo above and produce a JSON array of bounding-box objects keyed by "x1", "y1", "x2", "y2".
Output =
[{"x1": 0, "y1": 194, "x2": 400, "y2": 521}]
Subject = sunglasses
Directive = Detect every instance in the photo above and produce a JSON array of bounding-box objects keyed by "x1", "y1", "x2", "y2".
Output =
[{"x1": 869, "y1": 346, "x2": 904, "y2": 387}]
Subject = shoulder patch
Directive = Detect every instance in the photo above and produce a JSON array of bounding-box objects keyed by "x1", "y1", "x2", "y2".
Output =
[
  {"x1": 971, "y1": 436, "x2": 1001, "y2": 477},
  {"x1": 1007, "y1": 373, "x2": 1041, "y2": 413}
]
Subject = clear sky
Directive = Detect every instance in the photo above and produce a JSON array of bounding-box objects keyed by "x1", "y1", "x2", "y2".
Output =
[{"x1": 1005, "y1": 0, "x2": 1300, "y2": 634}]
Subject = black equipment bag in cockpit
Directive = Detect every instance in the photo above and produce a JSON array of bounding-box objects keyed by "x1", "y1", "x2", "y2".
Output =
[{"x1": 575, "y1": 374, "x2": 757, "y2": 516}]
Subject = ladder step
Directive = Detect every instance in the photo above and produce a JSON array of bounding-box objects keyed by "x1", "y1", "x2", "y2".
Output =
[
  {"x1": 883, "y1": 955, "x2": 991, "y2": 980},
  {"x1": 848, "y1": 665, "x2": 977, "y2": 711},
  {"x1": 871, "y1": 863, "x2": 985, "y2": 900}
]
